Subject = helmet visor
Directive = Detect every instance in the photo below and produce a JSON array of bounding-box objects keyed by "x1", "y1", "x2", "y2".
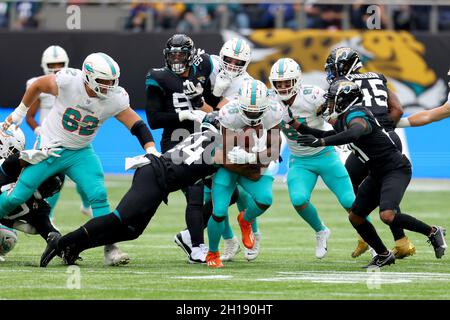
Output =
[{"x1": 165, "y1": 48, "x2": 190, "y2": 74}]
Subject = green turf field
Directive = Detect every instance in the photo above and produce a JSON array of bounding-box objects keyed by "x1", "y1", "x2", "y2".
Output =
[{"x1": 1, "y1": 177, "x2": 449, "y2": 300}]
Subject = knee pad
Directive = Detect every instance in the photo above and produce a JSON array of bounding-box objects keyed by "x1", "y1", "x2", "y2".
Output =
[
  {"x1": 253, "y1": 188, "x2": 273, "y2": 207},
  {"x1": 338, "y1": 192, "x2": 356, "y2": 211},
  {"x1": 87, "y1": 185, "x2": 108, "y2": 204},
  {"x1": 289, "y1": 191, "x2": 309, "y2": 208},
  {"x1": 122, "y1": 224, "x2": 145, "y2": 241}
]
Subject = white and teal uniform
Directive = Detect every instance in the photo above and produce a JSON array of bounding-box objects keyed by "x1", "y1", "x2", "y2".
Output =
[
  {"x1": 0, "y1": 68, "x2": 129, "y2": 219},
  {"x1": 207, "y1": 99, "x2": 283, "y2": 253},
  {"x1": 280, "y1": 85, "x2": 355, "y2": 232},
  {"x1": 26, "y1": 77, "x2": 55, "y2": 123}
]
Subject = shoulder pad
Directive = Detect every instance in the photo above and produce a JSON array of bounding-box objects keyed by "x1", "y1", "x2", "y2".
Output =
[{"x1": 302, "y1": 85, "x2": 326, "y2": 106}]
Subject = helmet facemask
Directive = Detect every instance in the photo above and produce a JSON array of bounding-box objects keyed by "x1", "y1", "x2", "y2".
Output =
[
  {"x1": 164, "y1": 47, "x2": 194, "y2": 74},
  {"x1": 220, "y1": 55, "x2": 247, "y2": 78},
  {"x1": 271, "y1": 78, "x2": 299, "y2": 100},
  {"x1": 239, "y1": 104, "x2": 268, "y2": 126}
]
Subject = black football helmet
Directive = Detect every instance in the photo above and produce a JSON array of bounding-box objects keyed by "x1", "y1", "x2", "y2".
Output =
[
  {"x1": 324, "y1": 47, "x2": 363, "y2": 83},
  {"x1": 326, "y1": 78, "x2": 363, "y2": 117},
  {"x1": 201, "y1": 111, "x2": 220, "y2": 134},
  {"x1": 163, "y1": 34, "x2": 196, "y2": 74}
]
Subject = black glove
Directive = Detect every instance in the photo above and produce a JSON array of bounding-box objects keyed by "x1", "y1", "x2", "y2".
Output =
[{"x1": 297, "y1": 134, "x2": 323, "y2": 147}]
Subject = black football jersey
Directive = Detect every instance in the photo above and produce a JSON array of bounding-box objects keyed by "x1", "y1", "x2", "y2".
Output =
[
  {"x1": 345, "y1": 72, "x2": 394, "y2": 130},
  {"x1": 145, "y1": 53, "x2": 219, "y2": 152},
  {"x1": 334, "y1": 106, "x2": 405, "y2": 174},
  {"x1": 162, "y1": 130, "x2": 221, "y2": 191}
]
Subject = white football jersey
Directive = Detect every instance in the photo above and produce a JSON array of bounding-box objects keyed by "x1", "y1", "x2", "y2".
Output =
[
  {"x1": 39, "y1": 68, "x2": 130, "y2": 150},
  {"x1": 219, "y1": 99, "x2": 284, "y2": 131},
  {"x1": 279, "y1": 85, "x2": 332, "y2": 156},
  {"x1": 26, "y1": 76, "x2": 55, "y2": 123},
  {"x1": 210, "y1": 55, "x2": 253, "y2": 100}
]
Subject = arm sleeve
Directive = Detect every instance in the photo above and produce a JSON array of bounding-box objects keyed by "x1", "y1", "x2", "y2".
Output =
[
  {"x1": 322, "y1": 122, "x2": 367, "y2": 146},
  {"x1": 296, "y1": 123, "x2": 337, "y2": 138},
  {"x1": 145, "y1": 85, "x2": 182, "y2": 130}
]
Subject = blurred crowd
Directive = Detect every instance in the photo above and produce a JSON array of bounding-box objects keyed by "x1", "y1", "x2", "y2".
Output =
[{"x1": 1, "y1": 1, "x2": 450, "y2": 32}]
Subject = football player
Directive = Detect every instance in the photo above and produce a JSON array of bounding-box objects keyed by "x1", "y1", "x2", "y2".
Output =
[
  {"x1": 1, "y1": 52, "x2": 159, "y2": 266},
  {"x1": 297, "y1": 79, "x2": 447, "y2": 268},
  {"x1": 0, "y1": 126, "x2": 64, "y2": 261},
  {"x1": 324, "y1": 47, "x2": 416, "y2": 259},
  {"x1": 39, "y1": 119, "x2": 260, "y2": 267},
  {"x1": 271, "y1": 58, "x2": 355, "y2": 259},
  {"x1": 145, "y1": 34, "x2": 221, "y2": 264},
  {"x1": 25, "y1": 45, "x2": 92, "y2": 219},
  {"x1": 206, "y1": 79, "x2": 283, "y2": 268}
]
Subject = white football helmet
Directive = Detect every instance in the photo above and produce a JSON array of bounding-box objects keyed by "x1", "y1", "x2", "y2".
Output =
[
  {"x1": 238, "y1": 79, "x2": 269, "y2": 126},
  {"x1": 82, "y1": 52, "x2": 120, "y2": 99},
  {"x1": 220, "y1": 38, "x2": 251, "y2": 78},
  {"x1": 0, "y1": 125, "x2": 26, "y2": 159},
  {"x1": 269, "y1": 58, "x2": 302, "y2": 100},
  {"x1": 0, "y1": 225, "x2": 18, "y2": 257},
  {"x1": 41, "y1": 45, "x2": 69, "y2": 75}
]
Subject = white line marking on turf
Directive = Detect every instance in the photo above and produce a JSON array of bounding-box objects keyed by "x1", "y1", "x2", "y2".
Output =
[
  {"x1": 171, "y1": 275, "x2": 233, "y2": 280},
  {"x1": 254, "y1": 271, "x2": 450, "y2": 284}
]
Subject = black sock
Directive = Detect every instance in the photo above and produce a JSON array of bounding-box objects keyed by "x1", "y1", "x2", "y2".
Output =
[
  {"x1": 186, "y1": 204, "x2": 204, "y2": 247},
  {"x1": 390, "y1": 225, "x2": 406, "y2": 241},
  {"x1": 354, "y1": 220, "x2": 387, "y2": 255},
  {"x1": 390, "y1": 213, "x2": 433, "y2": 236},
  {"x1": 58, "y1": 213, "x2": 123, "y2": 253},
  {"x1": 28, "y1": 213, "x2": 59, "y2": 240}
]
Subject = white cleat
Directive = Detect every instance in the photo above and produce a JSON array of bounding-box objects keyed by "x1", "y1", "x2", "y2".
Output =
[
  {"x1": 174, "y1": 229, "x2": 193, "y2": 258},
  {"x1": 315, "y1": 228, "x2": 331, "y2": 259},
  {"x1": 0, "y1": 255, "x2": 5, "y2": 262},
  {"x1": 189, "y1": 245, "x2": 207, "y2": 264},
  {"x1": 244, "y1": 232, "x2": 262, "y2": 261},
  {"x1": 221, "y1": 236, "x2": 241, "y2": 262},
  {"x1": 104, "y1": 243, "x2": 130, "y2": 266},
  {"x1": 80, "y1": 204, "x2": 93, "y2": 218}
]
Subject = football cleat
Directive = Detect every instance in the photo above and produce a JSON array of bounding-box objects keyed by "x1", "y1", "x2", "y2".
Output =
[
  {"x1": 221, "y1": 236, "x2": 241, "y2": 262},
  {"x1": 61, "y1": 245, "x2": 82, "y2": 265},
  {"x1": 244, "y1": 232, "x2": 262, "y2": 261},
  {"x1": 362, "y1": 251, "x2": 395, "y2": 268},
  {"x1": 174, "y1": 229, "x2": 193, "y2": 258},
  {"x1": 237, "y1": 211, "x2": 255, "y2": 249},
  {"x1": 0, "y1": 255, "x2": 5, "y2": 262},
  {"x1": 189, "y1": 245, "x2": 207, "y2": 264},
  {"x1": 40, "y1": 231, "x2": 62, "y2": 267},
  {"x1": 392, "y1": 236, "x2": 416, "y2": 259},
  {"x1": 315, "y1": 227, "x2": 330, "y2": 259},
  {"x1": 206, "y1": 251, "x2": 224, "y2": 268},
  {"x1": 104, "y1": 244, "x2": 130, "y2": 266},
  {"x1": 351, "y1": 234, "x2": 369, "y2": 258},
  {"x1": 428, "y1": 226, "x2": 447, "y2": 259}
]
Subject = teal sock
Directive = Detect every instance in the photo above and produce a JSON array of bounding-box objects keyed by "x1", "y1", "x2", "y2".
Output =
[
  {"x1": 243, "y1": 197, "x2": 265, "y2": 222},
  {"x1": 222, "y1": 215, "x2": 234, "y2": 240},
  {"x1": 45, "y1": 191, "x2": 61, "y2": 220},
  {"x1": 296, "y1": 202, "x2": 325, "y2": 232},
  {"x1": 251, "y1": 219, "x2": 259, "y2": 233},
  {"x1": 366, "y1": 215, "x2": 372, "y2": 223},
  {"x1": 207, "y1": 215, "x2": 225, "y2": 252}
]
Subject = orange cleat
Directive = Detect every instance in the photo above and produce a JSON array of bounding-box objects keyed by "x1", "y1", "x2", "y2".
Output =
[
  {"x1": 237, "y1": 211, "x2": 255, "y2": 249},
  {"x1": 206, "y1": 251, "x2": 224, "y2": 268}
]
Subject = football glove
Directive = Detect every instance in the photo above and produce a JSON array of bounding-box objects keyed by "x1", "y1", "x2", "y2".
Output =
[
  {"x1": 297, "y1": 134, "x2": 323, "y2": 147},
  {"x1": 183, "y1": 80, "x2": 204, "y2": 109},
  {"x1": 19, "y1": 147, "x2": 62, "y2": 164},
  {"x1": 213, "y1": 70, "x2": 232, "y2": 97},
  {"x1": 227, "y1": 146, "x2": 257, "y2": 164},
  {"x1": 251, "y1": 129, "x2": 267, "y2": 153},
  {"x1": 145, "y1": 146, "x2": 161, "y2": 157}
]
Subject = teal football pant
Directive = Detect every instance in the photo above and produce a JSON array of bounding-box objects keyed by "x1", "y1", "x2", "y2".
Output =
[
  {"x1": 0, "y1": 145, "x2": 109, "y2": 219},
  {"x1": 287, "y1": 148, "x2": 355, "y2": 232},
  {"x1": 208, "y1": 168, "x2": 273, "y2": 252}
]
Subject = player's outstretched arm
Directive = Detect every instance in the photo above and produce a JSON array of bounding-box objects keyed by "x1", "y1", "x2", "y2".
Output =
[
  {"x1": 3, "y1": 75, "x2": 57, "y2": 130},
  {"x1": 115, "y1": 107, "x2": 159, "y2": 156},
  {"x1": 25, "y1": 99, "x2": 41, "y2": 135},
  {"x1": 397, "y1": 102, "x2": 450, "y2": 128}
]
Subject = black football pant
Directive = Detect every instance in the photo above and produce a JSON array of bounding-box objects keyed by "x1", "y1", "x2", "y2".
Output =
[{"x1": 345, "y1": 130, "x2": 406, "y2": 241}]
